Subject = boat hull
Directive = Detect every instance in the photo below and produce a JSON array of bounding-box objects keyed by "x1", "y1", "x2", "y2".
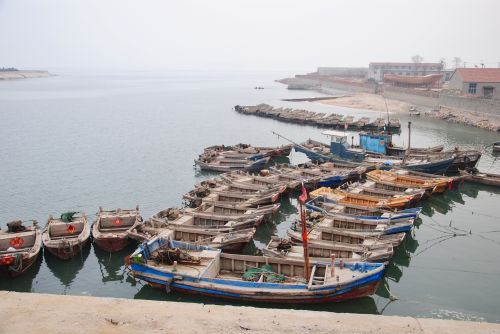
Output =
[
  {"x1": 133, "y1": 271, "x2": 383, "y2": 304},
  {"x1": 93, "y1": 236, "x2": 130, "y2": 253},
  {"x1": 0, "y1": 252, "x2": 41, "y2": 278},
  {"x1": 44, "y1": 239, "x2": 89, "y2": 260}
]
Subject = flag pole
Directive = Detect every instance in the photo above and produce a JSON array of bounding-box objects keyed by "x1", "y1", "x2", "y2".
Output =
[{"x1": 299, "y1": 183, "x2": 310, "y2": 282}]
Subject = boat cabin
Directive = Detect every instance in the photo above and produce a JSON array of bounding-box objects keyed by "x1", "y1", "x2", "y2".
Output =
[{"x1": 322, "y1": 131, "x2": 365, "y2": 162}]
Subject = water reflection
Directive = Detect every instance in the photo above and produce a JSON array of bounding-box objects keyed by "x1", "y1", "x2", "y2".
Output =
[
  {"x1": 0, "y1": 254, "x2": 42, "y2": 292},
  {"x1": 44, "y1": 242, "x2": 91, "y2": 287},
  {"x1": 93, "y1": 243, "x2": 135, "y2": 284}
]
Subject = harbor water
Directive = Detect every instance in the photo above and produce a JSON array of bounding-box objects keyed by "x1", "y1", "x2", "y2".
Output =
[{"x1": 0, "y1": 70, "x2": 499, "y2": 322}]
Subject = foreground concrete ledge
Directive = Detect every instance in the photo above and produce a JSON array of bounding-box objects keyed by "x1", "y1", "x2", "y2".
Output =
[{"x1": 0, "y1": 291, "x2": 498, "y2": 334}]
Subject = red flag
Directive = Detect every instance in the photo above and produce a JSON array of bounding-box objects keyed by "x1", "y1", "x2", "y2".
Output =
[{"x1": 298, "y1": 183, "x2": 308, "y2": 204}]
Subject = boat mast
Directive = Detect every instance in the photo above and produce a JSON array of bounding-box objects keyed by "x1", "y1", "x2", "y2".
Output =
[
  {"x1": 298, "y1": 183, "x2": 310, "y2": 282},
  {"x1": 407, "y1": 121, "x2": 412, "y2": 150},
  {"x1": 383, "y1": 93, "x2": 390, "y2": 128}
]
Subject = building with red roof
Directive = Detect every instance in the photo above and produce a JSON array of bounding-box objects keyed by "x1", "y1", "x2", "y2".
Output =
[{"x1": 449, "y1": 68, "x2": 500, "y2": 99}]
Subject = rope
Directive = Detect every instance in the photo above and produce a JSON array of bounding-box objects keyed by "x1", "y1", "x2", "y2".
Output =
[{"x1": 8, "y1": 253, "x2": 23, "y2": 272}]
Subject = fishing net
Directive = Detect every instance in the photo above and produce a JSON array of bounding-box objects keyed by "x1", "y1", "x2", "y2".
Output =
[{"x1": 242, "y1": 264, "x2": 286, "y2": 283}]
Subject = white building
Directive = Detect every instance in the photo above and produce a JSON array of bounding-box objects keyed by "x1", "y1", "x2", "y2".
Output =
[{"x1": 367, "y1": 62, "x2": 443, "y2": 82}]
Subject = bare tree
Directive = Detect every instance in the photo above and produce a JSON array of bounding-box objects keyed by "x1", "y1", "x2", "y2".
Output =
[
  {"x1": 439, "y1": 57, "x2": 447, "y2": 69},
  {"x1": 452, "y1": 57, "x2": 462, "y2": 68},
  {"x1": 411, "y1": 54, "x2": 423, "y2": 64}
]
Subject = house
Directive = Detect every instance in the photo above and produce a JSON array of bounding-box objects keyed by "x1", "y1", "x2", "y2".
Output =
[
  {"x1": 448, "y1": 68, "x2": 500, "y2": 99},
  {"x1": 367, "y1": 62, "x2": 443, "y2": 82}
]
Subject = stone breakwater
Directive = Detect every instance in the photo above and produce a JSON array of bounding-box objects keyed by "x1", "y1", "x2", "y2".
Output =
[
  {"x1": 234, "y1": 103, "x2": 401, "y2": 132},
  {"x1": 0, "y1": 70, "x2": 50, "y2": 80},
  {"x1": 1, "y1": 292, "x2": 500, "y2": 334},
  {"x1": 424, "y1": 107, "x2": 500, "y2": 132}
]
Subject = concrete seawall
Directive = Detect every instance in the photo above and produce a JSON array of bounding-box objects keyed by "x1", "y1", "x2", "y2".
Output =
[{"x1": 0, "y1": 291, "x2": 499, "y2": 334}]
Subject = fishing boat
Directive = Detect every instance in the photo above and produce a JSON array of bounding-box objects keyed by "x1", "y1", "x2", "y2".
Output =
[
  {"x1": 152, "y1": 208, "x2": 263, "y2": 230},
  {"x1": 300, "y1": 209, "x2": 413, "y2": 235},
  {"x1": 460, "y1": 169, "x2": 500, "y2": 187},
  {"x1": 264, "y1": 236, "x2": 394, "y2": 263},
  {"x1": 197, "y1": 177, "x2": 287, "y2": 195},
  {"x1": 269, "y1": 164, "x2": 357, "y2": 189},
  {"x1": 221, "y1": 171, "x2": 290, "y2": 193},
  {"x1": 188, "y1": 201, "x2": 280, "y2": 221},
  {"x1": 310, "y1": 187, "x2": 414, "y2": 210},
  {"x1": 366, "y1": 169, "x2": 453, "y2": 194},
  {"x1": 201, "y1": 188, "x2": 282, "y2": 206},
  {"x1": 92, "y1": 206, "x2": 143, "y2": 252},
  {"x1": 195, "y1": 156, "x2": 270, "y2": 173},
  {"x1": 306, "y1": 196, "x2": 422, "y2": 221},
  {"x1": 202, "y1": 143, "x2": 292, "y2": 160},
  {"x1": 129, "y1": 237, "x2": 385, "y2": 303},
  {"x1": 42, "y1": 212, "x2": 91, "y2": 260},
  {"x1": 342, "y1": 181, "x2": 425, "y2": 207},
  {"x1": 0, "y1": 220, "x2": 42, "y2": 277},
  {"x1": 166, "y1": 226, "x2": 256, "y2": 253},
  {"x1": 287, "y1": 226, "x2": 405, "y2": 248}
]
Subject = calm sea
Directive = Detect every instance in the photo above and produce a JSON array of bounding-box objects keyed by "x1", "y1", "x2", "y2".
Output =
[{"x1": 0, "y1": 70, "x2": 499, "y2": 322}]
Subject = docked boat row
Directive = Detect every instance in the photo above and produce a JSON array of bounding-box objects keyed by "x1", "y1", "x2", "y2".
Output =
[
  {"x1": 285, "y1": 130, "x2": 481, "y2": 175},
  {"x1": 194, "y1": 143, "x2": 292, "y2": 172},
  {"x1": 129, "y1": 160, "x2": 465, "y2": 303},
  {"x1": 234, "y1": 104, "x2": 401, "y2": 132},
  {"x1": 2, "y1": 139, "x2": 497, "y2": 304}
]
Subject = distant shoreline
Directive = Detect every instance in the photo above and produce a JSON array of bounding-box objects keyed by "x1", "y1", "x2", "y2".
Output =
[{"x1": 0, "y1": 70, "x2": 51, "y2": 80}]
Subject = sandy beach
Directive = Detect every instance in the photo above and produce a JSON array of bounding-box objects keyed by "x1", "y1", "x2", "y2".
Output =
[
  {"x1": 0, "y1": 70, "x2": 50, "y2": 80},
  {"x1": 319, "y1": 92, "x2": 500, "y2": 131},
  {"x1": 320, "y1": 93, "x2": 411, "y2": 113}
]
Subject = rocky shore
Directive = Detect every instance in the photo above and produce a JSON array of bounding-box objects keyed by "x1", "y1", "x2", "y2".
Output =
[
  {"x1": 1, "y1": 291, "x2": 499, "y2": 334},
  {"x1": 0, "y1": 70, "x2": 50, "y2": 80}
]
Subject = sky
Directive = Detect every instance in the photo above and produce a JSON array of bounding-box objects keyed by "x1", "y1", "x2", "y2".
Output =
[{"x1": 0, "y1": 0, "x2": 499, "y2": 72}]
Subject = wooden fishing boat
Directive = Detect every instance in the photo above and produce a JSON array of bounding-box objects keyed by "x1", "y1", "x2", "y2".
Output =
[
  {"x1": 42, "y1": 212, "x2": 91, "y2": 260},
  {"x1": 183, "y1": 180, "x2": 283, "y2": 207},
  {"x1": 0, "y1": 220, "x2": 42, "y2": 277},
  {"x1": 300, "y1": 209, "x2": 413, "y2": 235},
  {"x1": 188, "y1": 201, "x2": 280, "y2": 221},
  {"x1": 128, "y1": 218, "x2": 256, "y2": 253},
  {"x1": 224, "y1": 170, "x2": 299, "y2": 192},
  {"x1": 201, "y1": 189, "x2": 282, "y2": 206},
  {"x1": 407, "y1": 149, "x2": 481, "y2": 173},
  {"x1": 195, "y1": 156, "x2": 270, "y2": 173},
  {"x1": 221, "y1": 171, "x2": 289, "y2": 193},
  {"x1": 202, "y1": 143, "x2": 292, "y2": 159},
  {"x1": 152, "y1": 208, "x2": 262, "y2": 230},
  {"x1": 306, "y1": 196, "x2": 422, "y2": 221},
  {"x1": 92, "y1": 206, "x2": 143, "y2": 252},
  {"x1": 264, "y1": 236, "x2": 393, "y2": 263},
  {"x1": 366, "y1": 169, "x2": 452, "y2": 194},
  {"x1": 343, "y1": 181, "x2": 425, "y2": 207},
  {"x1": 460, "y1": 170, "x2": 500, "y2": 187},
  {"x1": 310, "y1": 187, "x2": 413, "y2": 210},
  {"x1": 269, "y1": 165, "x2": 356, "y2": 189},
  {"x1": 287, "y1": 226, "x2": 405, "y2": 248},
  {"x1": 166, "y1": 226, "x2": 256, "y2": 253},
  {"x1": 129, "y1": 237, "x2": 386, "y2": 303},
  {"x1": 198, "y1": 177, "x2": 287, "y2": 195}
]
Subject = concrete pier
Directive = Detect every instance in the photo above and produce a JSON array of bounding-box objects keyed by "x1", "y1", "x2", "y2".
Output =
[{"x1": 0, "y1": 291, "x2": 498, "y2": 334}]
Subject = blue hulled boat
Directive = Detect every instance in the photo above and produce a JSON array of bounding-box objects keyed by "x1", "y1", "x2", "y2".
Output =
[{"x1": 129, "y1": 237, "x2": 385, "y2": 304}]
